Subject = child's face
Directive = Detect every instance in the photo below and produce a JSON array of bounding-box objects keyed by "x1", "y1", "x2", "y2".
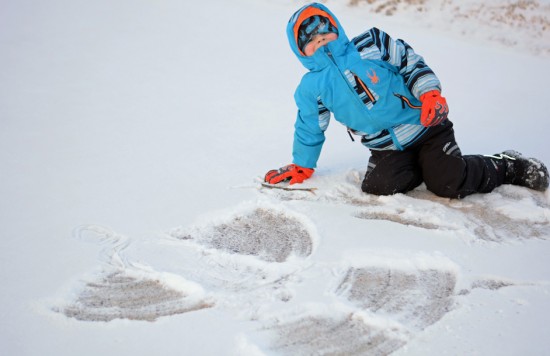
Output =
[{"x1": 303, "y1": 33, "x2": 338, "y2": 56}]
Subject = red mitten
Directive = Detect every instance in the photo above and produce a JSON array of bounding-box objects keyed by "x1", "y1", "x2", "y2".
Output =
[
  {"x1": 420, "y1": 90, "x2": 449, "y2": 127},
  {"x1": 264, "y1": 164, "x2": 314, "y2": 185}
]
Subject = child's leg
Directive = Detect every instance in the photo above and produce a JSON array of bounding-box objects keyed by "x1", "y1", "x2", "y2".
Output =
[
  {"x1": 362, "y1": 149, "x2": 423, "y2": 195},
  {"x1": 418, "y1": 122, "x2": 504, "y2": 198}
]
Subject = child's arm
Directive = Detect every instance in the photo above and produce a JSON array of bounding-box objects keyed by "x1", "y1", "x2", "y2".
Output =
[
  {"x1": 263, "y1": 93, "x2": 325, "y2": 185},
  {"x1": 292, "y1": 93, "x2": 330, "y2": 169},
  {"x1": 354, "y1": 28, "x2": 442, "y2": 100}
]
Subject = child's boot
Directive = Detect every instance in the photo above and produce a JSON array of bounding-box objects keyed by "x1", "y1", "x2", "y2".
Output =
[{"x1": 488, "y1": 151, "x2": 549, "y2": 191}]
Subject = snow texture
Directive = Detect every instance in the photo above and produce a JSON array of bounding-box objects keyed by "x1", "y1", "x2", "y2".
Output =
[
  {"x1": 265, "y1": 311, "x2": 407, "y2": 355},
  {"x1": 173, "y1": 207, "x2": 314, "y2": 263},
  {"x1": 61, "y1": 270, "x2": 213, "y2": 322},
  {"x1": 2, "y1": 0, "x2": 550, "y2": 355},
  {"x1": 349, "y1": 0, "x2": 550, "y2": 55}
]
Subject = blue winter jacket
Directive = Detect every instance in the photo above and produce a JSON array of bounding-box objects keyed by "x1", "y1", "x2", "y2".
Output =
[{"x1": 287, "y1": 3, "x2": 442, "y2": 168}]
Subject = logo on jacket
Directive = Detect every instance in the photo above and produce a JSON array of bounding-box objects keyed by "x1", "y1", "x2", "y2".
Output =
[{"x1": 367, "y1": 69, "x2": 379, "y2": 85}]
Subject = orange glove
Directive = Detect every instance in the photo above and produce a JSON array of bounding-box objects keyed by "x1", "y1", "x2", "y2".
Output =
[
  {"x1": 264, "y1": 164, "x2": 314, "y2": 185},
  {"x1": 420, "y1": 90, "x2": 449, "y2": 127}
]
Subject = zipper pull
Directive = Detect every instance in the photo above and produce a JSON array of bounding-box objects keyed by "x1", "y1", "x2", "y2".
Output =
[
  {"x1": 394, "y1": 93, "x2": 405, "y2": 109},
  {"x1": 347, "y1": 128, "x2": 355, "y2": 142}
]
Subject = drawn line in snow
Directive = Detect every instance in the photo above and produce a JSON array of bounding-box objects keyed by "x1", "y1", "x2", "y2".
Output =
[
  {"x1": 471, "y1": 278, "x2": 517, "y2": 290},
  {"x1": 355, "y1": 209, "x2": 444, "y2": 230},
  {"x1": 72, "y1": 224, "x2": 131, "y2": 268},
  {"x1": 325, "y1": 177, "x2": 550, "y2": 241}
]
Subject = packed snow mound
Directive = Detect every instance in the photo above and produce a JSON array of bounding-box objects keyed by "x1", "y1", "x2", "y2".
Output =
[
  {"x1": 265, "y1": 310, "x2": 407, "y2": 355},
  {"x1": 348, "y1": 0, "x2": 550, "y2": 55},
  {"x1": 53, "y1": 225, "x2": 214, "y2": 322},
  {"x1": 173, "y1": 207, "x2": 314, "y2": 262},
  {"x1": 336, "y1": 266, "x2": 456, "y2": 330},
  {"x1": 264, "y1": 258, "x2": 460, "y2": 355},
  {"x1": 61, "y1": 270, "x2": 213, "y2": 322}
]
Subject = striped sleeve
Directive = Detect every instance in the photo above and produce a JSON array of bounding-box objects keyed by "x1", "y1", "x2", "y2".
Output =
[{"x1": 353, "y1": 28, "x2": 442, "y2": 99}]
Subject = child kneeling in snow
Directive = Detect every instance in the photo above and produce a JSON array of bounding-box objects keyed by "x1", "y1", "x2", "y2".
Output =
[{"x1": 264, "y1": 2, "x2": 548, "y2": 198}]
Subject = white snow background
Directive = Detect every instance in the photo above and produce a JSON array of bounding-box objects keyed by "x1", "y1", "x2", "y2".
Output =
[{"x1": 2, "y1": 0, "x2": 550, "y2": 355}]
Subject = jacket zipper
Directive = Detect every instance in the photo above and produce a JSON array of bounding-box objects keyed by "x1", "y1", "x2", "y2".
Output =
[
  {"x1": 326, "y1": 50, "x2": 376, "y2": 142},
  {"x1": 393, "y1": 93, "x2": 421, "y2": 109},
  {"x1": 352, "y1": 73, "x2": 377, "y2": 104},
  {"x1": 327, "y1": 51, "x2": 372, "y2": 112}
]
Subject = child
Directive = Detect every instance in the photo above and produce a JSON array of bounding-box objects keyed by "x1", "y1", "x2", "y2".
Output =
[{"x1": 264, "y1": 2, "x2": 548, "y2": 198}]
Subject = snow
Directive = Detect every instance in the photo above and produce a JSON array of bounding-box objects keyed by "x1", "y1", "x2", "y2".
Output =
[{"x1": 1, "y1": 0, "x2": 550, "y2": 355}]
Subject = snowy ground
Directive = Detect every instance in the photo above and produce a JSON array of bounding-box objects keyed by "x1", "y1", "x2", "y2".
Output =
[{"x1": 1, "y1": 0, "x2": 550, "y2": 355}]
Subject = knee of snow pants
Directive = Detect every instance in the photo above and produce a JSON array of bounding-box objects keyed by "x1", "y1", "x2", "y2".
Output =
[
  {"x1": 423, "y1": 155, "x2": 503, "y2": 199},
  {"x1": 419, "y1": 122, "x2": 504, "y2": 198},
  {"x1": 362, "y1": 150, "x2": 423, "y2": 195},
  {"x1": 421, "y1": 151, "x2": 468, "y2": 198}
]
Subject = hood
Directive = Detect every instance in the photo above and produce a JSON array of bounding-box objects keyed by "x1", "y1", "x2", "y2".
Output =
[{"x1": 286, "y1": 3, "x2": 350, "y2": 71}]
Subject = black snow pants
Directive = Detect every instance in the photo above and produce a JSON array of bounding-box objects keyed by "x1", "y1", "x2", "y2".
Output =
[{"x1": 361, "y1": 121, "x2": 505, "y2": 199}]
